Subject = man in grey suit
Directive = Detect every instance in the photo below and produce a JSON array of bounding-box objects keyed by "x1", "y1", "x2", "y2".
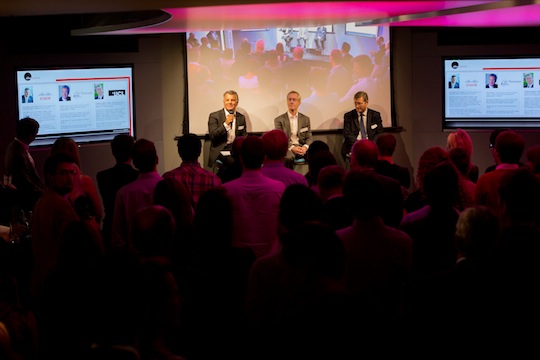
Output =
[
  {"x1": 341, "y1": 91, "x2": 383, "y2": 161},
  {"x1": 274, "y1": 90, "x2": 313, "y2": 168},
  {"x1": 208, "y1": 90, "x2": 247, "y2": 168}
]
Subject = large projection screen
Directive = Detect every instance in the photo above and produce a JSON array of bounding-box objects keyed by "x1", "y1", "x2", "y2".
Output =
[{"x1": 186, "y1": 23, "x2": 391, "y2": 135}]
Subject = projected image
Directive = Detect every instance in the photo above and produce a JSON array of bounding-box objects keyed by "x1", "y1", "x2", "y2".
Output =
[
  {"x1": 16, "y1": 66, "x2": 134, "y2": 146},
  {"x1": 186, "y1": 23, "x2": 391, "y2": 135},
  {"x1": 443, "y1": 57, "x2": 540, "y2": 129}
]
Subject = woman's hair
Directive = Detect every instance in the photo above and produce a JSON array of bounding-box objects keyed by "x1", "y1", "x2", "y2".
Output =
[
  {"x1": 447, "y1": 128, "x2": 473, "y2": 159},
  {"x1": 416, "y1": 146, "x2": 448, "y2": 190},
  {"x1": 50, "y1": 137, "x2": 81, "y2": 168}
]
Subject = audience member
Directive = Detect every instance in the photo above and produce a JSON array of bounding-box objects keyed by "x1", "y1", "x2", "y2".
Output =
[
  {"x1": 274, "y1": 90, "x2": 313, "y2": 168},
  {"x1": 317, "y1": 165, "x2": 352, "y2": 230},
  {"x1": 446, "y1": 128, "x2": 479, "y2": 182},
  {"x1": 306, "y1": 150, "x2": 338, "y2": 194},
  {"x1": 181, "y1": 187, "x2": 255, "y2": 359},
  {"x1": 404, "y1": 206, "x2": 501, "y2": 345},
  {"x1": 282, "y1": 47, "x2": 310, "y2": 96},
  {"x1": 340, "y1": 55, "x2": 377, "y2": 105},
  {"x1": 186, "y1": 32, "x2": 200, "y2": 47},
  {"x1": 341, "y1": 41, "x2": 353, "y2": 73},
  {"x1": 39, "y1": 219, "x2": 104, "y2": 359},
  {"x1": 29, "y1": 153, "x2": 81, "y2": 300},
  {"x1": 4, "y1": 117, "x2": 44, "y2": 212},
  {"x1": 349, "y1": 139, "x2": 404, "y2": 228},
  {"x1": 492, "y1": 168, "x2": 540, "y2": 333},
  {"x1": 337, "y1": 170, "x2": 412, "y2": 319},
  {"x1": 163, "y1": 133, "x2": 222, "y2": 207},
  {"x1": 448, "y1": 147, "x2": 476, "y2": 210},
  {"x1": 96, "y1": 134, "x2": 139, "y2": 251},
  {"x1": 0, "y1": 274, "x2": 39, "y2": 360},
  {"x1": 261, "y1": 129, "x2": 308, "y2": 187},
  {"x1": 112, "y1": 139, "x2": 162, "y2": 250},
  {"x1": 400, "y1": 162, "x2": 460, "y2": 280},
  {"x1": 153, "y1": 178, "x2": 194, "y2": 269},
  {"x1": 526, "y1": 144, "x2": 540, "y2": 174},
  {"x1": 303, "y1": 140, "x2": 330, "y2": 186},
  {"x1": 374, "y1": 133, "x2": 411, "y2": 189},
  {"x1": 275, "y1": 42, "x2": 289, "y2": 64},
  {"x1": 244, "y1": 186, "x2": 323, "y2": 355},
  {"x1": 50, "y1": 137, "x2": 103, "y2": 224},
  {"x1": 484, "y1": 128, "x2": 509, "y2": 173},
  {"x1": 299, "y1": 66, "x2": 340, "y2": 130},
  {"x1": 277, "y1": 222, "x2": 386, "y2": 358},
  {"x1": 327, "y1": 49, "x2": 351, "y2": 98},
  {"x1": 216, "y1": 135, "x2": 245, "y2": 184},
  {"x1": 475, "y1": 130, "x2": 525, "y2": 213},
  {"x1": 404, "y1": 146, "x2": 448, "y2": 213},
  {"x1": 370, "y1": 36, "x2": 386, "y2": 65},
  {"x1": 223, "y1": 135, "x2": 285, "y2": 258}
]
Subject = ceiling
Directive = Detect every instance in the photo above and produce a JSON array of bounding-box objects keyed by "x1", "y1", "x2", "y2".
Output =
[{"x1": 2, "y1": 0, "x2": 540, "y2": 36}]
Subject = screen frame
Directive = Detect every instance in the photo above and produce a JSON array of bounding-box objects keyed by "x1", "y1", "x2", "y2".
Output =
[
  {"x1": 15, "y1": 63, "x2": 136, "y2": 147},
  {"x1": 442, "y1": 55, "x2": 540, "y2": 131}
]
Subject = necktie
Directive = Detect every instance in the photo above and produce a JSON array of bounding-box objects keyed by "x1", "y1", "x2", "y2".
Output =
[{"x1": 359, "y1": 112, "x2": 367, "y2": 139}]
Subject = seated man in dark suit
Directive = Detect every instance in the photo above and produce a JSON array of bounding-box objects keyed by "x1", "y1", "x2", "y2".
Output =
[
  {"x1": 207, "y1": 90, "x2": 248, "y2": 169},
  {"x1": 341, "y1": 91, "x2": 383, "y2": 161},
  {"x1": 314, "y1": 26, "x2": 327, "y2": 51},
  {"x1": 280, "y1": 28, "x2": 294, "y2": 52}
]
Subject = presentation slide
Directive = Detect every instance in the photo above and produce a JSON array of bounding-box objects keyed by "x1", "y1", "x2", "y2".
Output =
[
  {"x1": 444, "y1": 57, "x2": 540, "y2": 129},
  {"x1": 186, "y1": 23, "x2": 391, "y2": 135},
  {"x1": 16, "y1": 66, "x2": 134, "y2": 146}
]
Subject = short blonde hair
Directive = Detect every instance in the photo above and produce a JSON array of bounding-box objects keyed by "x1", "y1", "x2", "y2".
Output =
[{"x1": 447, "y1": 128, "x2": 473, "y2": 158}]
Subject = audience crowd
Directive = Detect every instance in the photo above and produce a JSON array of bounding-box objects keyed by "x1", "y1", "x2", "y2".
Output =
[{"x1": 2, "y1": 118, "x2": 539, "y2": 359}]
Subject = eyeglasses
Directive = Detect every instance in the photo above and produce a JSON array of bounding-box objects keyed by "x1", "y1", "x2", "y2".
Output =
[
  {"x1": 56, "y1": 169, "x2": 77, "y2": 176},
  {"x1": 354, "y1": 102, "x2": 366, "y2": 105}
]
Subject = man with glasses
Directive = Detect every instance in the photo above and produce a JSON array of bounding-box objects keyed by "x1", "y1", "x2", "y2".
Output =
[
  {"x1": 341, "y1": 91, "x2": 383, "y2": 161},
  {"x1": 30, "y1": 152, "x2": 81, "y2": 299}
]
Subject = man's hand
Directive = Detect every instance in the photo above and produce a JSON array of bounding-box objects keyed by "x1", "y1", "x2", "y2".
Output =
[
  {"x1": 226, "y1": 113, "x2": 235, "y2": 126},
  {"x1": 292, "y1": 146, "x2": 307, "y2": 156}
]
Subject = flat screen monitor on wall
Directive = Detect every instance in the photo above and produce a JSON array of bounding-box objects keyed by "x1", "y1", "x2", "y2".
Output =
[
  {"x1": 16, "y1": 65, "x2": 135, "y2": 147},
  {"x1": 185, "y1": 23, "x2": 391, "y2": 136},
  {"x1": 443, "y1": 57, "x2": 540, "y2": 130}
]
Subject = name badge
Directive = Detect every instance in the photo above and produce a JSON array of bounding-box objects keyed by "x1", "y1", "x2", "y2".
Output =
[
  {"x1": 238, "y1": 125, "x2": 245, "y2": 130},
  {"x1": 371, "y1": 124, "x2": 379, "y2": 130},
  {"x1": 300, "y1": 127, "x2": 309, "y2": 133}
]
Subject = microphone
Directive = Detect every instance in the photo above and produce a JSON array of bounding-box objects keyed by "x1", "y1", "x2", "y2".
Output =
[{"x1": 227, "y1": 109, "x2": 234, "y2": 128}]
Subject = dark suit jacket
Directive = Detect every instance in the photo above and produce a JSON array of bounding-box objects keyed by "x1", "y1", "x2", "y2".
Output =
[
  {"x1": 96, "y1": 163, "x2": 139, "y2": 246},
  {"x1": 22, "y1": 96, "x2": 33, "y2": 103},
  {"x1": 4, "y1": 139, "x2": 44, "y2": 211},
  {"x1": 208, "y1": 109, "x2": 247, "y2": 167},
  {"x1": 274, "y1": 112, "x2": 313, "y2": 148},
  {"x1": 341, "y1": 108, "x2": 383, "y2": 159},
  {"x1": 59, "y1": 97, "x2": 71, "y2": 101},
  {"x1": 485, "y1": 84, "x2": 498, "y2": 88}
]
